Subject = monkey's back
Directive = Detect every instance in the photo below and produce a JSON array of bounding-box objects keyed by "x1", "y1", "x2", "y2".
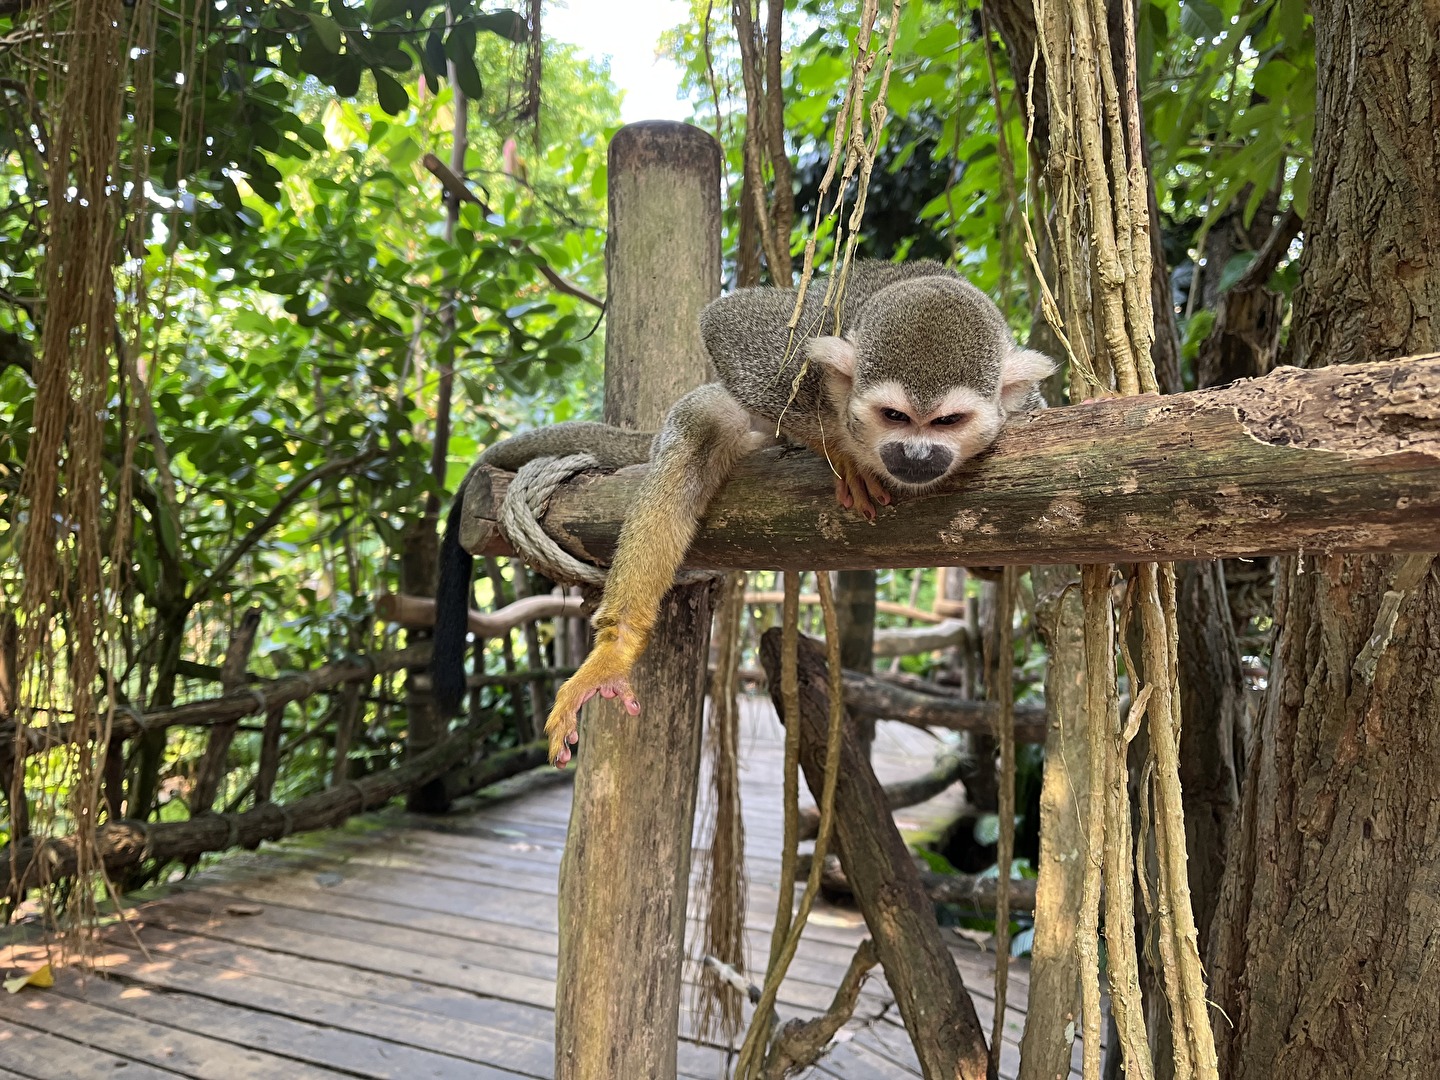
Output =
[{"x1": 699, "y1": 260, "x2": 959, "y2": 432}]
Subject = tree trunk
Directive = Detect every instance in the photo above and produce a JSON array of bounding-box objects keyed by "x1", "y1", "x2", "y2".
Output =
[{"x1": 1207, "y1": 3, "x2": 1440, "y2": 1077}]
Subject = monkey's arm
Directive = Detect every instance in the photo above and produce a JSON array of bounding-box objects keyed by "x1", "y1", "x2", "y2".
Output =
[
  {"x1": 430, "y1": 422, "x2": 658, "y2": 717},
  {"x1": 543, "y1": 383, "x2": 757, "y2": 766}
]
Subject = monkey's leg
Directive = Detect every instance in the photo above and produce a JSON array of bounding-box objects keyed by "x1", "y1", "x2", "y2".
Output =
[{"x1": 544, "y1": 384, "x2": 755, "y2": 766}]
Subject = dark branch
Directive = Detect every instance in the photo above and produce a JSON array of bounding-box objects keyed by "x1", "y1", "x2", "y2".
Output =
[{"x1": 1234, "y1": 207, "x2": 1304, "y2": 293}]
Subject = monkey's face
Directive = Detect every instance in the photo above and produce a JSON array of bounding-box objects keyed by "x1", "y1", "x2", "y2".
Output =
[
  {"x1": 806, "y1": 274, "x2": 1056, "y2": 495},
  {"x1": 842, "y1": 380, "x2": 1006, "y2": 492}
]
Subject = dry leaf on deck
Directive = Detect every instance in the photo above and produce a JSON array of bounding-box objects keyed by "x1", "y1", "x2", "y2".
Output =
[{"x1": 4, "y1": 963, "x2": 54, "y2": 994}]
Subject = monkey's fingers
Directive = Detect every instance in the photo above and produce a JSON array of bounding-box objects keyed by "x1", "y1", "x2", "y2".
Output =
[
  {"x1": 543, "y1": 647, "x2": 642, "y2": 768},
  {"x1": 859, "y1": 470, "x2": 891, "y2": 508},
  {"x1": 837, "y1": 465, "x2": 879, "y2": 522}
]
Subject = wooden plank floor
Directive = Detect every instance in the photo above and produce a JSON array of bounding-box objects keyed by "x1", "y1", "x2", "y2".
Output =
[{"x1": 2, "y1": 698, "x2": 1089, "y2": 1079}]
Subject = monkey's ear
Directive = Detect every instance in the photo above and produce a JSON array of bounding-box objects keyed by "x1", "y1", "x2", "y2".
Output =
[
  {"x1": 999, "y1": 348, "x2": 1057, "y2": 412},
  {"x1": 806, "y1": 336, "x2": 858, "y2": 381}
]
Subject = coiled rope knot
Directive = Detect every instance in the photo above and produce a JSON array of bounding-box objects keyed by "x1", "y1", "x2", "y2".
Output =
[{"x1": 497, "y1": 453, "x2": 720, "y2": 589}]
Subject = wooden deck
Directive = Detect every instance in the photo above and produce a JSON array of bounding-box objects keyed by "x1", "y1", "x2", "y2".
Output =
[{"x1": 2, "y1": 698, "x2": 1085, "y2": 1079}]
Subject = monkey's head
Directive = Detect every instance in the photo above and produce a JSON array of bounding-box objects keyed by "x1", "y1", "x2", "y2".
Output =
[{"x1": 807, "y1": 275, "x2": 1055, "y2": 494}]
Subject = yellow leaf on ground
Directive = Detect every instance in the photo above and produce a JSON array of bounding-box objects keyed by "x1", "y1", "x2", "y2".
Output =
[{"x1": 4, "y1": 963, "x2": 54, "y2": 993}]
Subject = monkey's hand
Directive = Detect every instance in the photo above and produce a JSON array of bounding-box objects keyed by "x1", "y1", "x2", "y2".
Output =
[
  {"x1": 543, "y1": 624, "x2": 646, "y2": 767},
  {"x1": 833, "y1": 456, "x2": 891, "y2": 522}
]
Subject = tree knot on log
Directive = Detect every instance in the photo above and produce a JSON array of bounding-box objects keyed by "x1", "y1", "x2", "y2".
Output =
[{"x1": 1207, "y1": 356, "x2": 1440, "y2": 457}]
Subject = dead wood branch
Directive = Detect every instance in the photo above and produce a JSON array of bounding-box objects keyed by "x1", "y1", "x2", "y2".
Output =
[
  {"x1": 4, "y1": 590, "x2": 581, "y2": 761},
  {"x1": 376, "y1": 591, "x2": 585, "y2": 635},
  {"x1": 796, "y1": 750, "x2": 969, "y2": 840},
  {"x1": 461, "y1": 356, "x2": 1440, "y2": 570},
  {"x1": 842, "y1": 669, "x2": 1048, "y2": 742},
  {"x1": 744, "y1": 591, "x2": 948, "y2": 624},
  {"x1": 759, "y1": 628, "x2": 990, "y2": 1078},
  {"x1": 760, "y1": 939, "x2": 878, "y2": 1079},
  {"x1": 0, "y1": 645, "x2": 432, "y2": 761},
  {"x1": 796, "y1": 851, "x2": 1038, "y2": 915}
]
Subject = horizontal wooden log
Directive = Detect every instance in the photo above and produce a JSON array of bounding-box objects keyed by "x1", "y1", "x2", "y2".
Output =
[
  {"x1": 376, "y1": 592, "x2": 585, "y2": 635},
  {"x1": 2, "y1": 594, "x2": 584, "y2": 761},
  {"x1": 842, "y1": 669, "x2": 1049, "y2": 742},
  {"x1": 0, "y1": 645, "x2": 433, "y2": 761},
  {"x1": 460, "y1": 355, "x2": 1440, "y2": 570},
  {"x1": 872, "y1": 619, "x2": 970, "y2": 657},
  {"x1": 744, "y1": 591, "x2": 948, "y2": 624},
  {"x1": 797, "y1": 751, "x2": 971, "y2": 841},
  {"x1": 441, "y1": 738, "x2": 551, "y2": 802}
]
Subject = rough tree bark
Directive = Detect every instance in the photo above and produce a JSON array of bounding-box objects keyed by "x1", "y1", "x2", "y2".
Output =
[
  {"x1": 834, "y1": 569, "x2": 878, "y2": 752},
  {"x1": 1206, "y1": 4, "x2": 1440, "y2": 1078}
]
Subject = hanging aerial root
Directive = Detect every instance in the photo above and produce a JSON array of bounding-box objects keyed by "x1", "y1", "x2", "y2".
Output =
[
  {"x1": 988, "y1": 565, "x2": 1019, "y2": 1080},
  {"x1": 692, "y1": 570, "x2": 750, "y2": 1043},
  {"x1": 735, "y1": 570, "x2": 847, "y2": 1079}
]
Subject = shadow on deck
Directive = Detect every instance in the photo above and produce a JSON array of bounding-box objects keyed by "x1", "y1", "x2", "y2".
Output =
[{"x1": 2, "y1": 698, "x2": 1086, "y2": 1079}]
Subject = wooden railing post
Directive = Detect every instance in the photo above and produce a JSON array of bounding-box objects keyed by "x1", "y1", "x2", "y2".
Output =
[{"x1": 554, "y1": 121, "x2": 721, "y2": 1080}]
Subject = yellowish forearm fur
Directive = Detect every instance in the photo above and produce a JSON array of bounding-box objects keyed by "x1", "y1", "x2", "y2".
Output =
[{"x1": 543, "y1": 384, "x2": 754, "y2": 765}]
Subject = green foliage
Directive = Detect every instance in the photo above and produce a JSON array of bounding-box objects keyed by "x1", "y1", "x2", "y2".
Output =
[
  {"x1": 1147, "y1": 0, "x2": 1314, "y2": 235},
  {"x1": 0, "y1": 3, "x2": 618, "y2": 862}
]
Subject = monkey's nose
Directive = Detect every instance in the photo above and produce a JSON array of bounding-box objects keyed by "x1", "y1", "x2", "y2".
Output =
[{"x1": 879, "y1": 442, "x2": 953, "y2": 487}]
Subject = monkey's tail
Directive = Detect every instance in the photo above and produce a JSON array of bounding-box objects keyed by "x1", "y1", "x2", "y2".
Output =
[{"x1": 431, "y1": 492, "x2": 472, "y2": 715}]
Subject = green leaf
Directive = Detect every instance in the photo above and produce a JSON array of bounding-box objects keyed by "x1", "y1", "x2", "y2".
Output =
[
  {"x1": 370, "y1": 0, "x2": 409, "y2": 22},
  {"x1": 451, "y1": 51, "x2": 484, "y2": 101},
  {"x1": 914, "y1": 848, "x2": 961, "y2": 876},
  {"x1": 332, "y1": 56, "x2": 362, "y2": 98},
  {"x1": 474, "y1": 11, "x2": 529, "y2": 44},
  {"x1": 307, "y1": 13, "x2": 343, "y2": 54},
  {"x1": 372, "y1": 68, "x2": 409, "y2": 115},
  {"x1": 1179, "y1": 0, "x2": 1224, "y2": 40},
  {"x1": 424, "y1": 20, "x2": 448, "y2": 74}
]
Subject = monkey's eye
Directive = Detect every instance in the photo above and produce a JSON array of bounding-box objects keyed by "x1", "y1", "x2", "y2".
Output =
[
  {"x1": 880, "y1": 408, "x2": 911, "y2": 424},
  {"x1": 930, "y1": 412, "x2": 970, "y2": 427}
]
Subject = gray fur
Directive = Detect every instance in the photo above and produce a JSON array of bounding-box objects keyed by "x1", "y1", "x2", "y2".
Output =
[
  {"x1": 699, "y1": 259, "x2": 1026, "y2": 426},
  {"x1": 700, "y1": 260, "x2": 962, "y2": 424},
  {"x1": 480, "y1": 422, "x2": 657, "y2": 471}
]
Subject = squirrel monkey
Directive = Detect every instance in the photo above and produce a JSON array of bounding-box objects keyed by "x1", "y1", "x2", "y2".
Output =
[{"x1": 432, "y1": 260, "x2": 1054, "y2": 766}]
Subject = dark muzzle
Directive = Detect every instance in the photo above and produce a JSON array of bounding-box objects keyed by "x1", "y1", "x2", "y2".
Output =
[{"x1": 879, "y1": 441, "x2": 954, "y2": 487}]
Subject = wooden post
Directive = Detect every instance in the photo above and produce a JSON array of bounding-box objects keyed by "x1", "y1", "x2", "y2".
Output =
[
  {"x1": 554, "y1": 121, "x2": 721, "y2": 1080},
  {"x1": 401, "y1": 520, "x2": 448, "y2": 813}
]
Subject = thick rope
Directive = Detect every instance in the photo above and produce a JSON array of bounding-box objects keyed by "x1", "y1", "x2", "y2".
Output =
[
  {"x1": 500, "y1": 454, "x2": 610, "y2": 586},
  {"x1": 497, "y1": 453, "x2": 719, "y2": 588}
]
